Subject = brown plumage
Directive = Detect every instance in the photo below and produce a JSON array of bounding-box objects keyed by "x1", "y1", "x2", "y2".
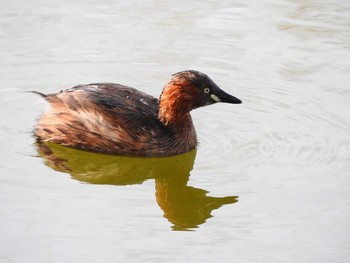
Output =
[{"x1": 33, "y1": 70, "x2": 241, "y2": 157}]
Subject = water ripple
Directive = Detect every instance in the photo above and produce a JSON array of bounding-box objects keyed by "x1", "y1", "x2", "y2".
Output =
[{"x1": 196, "y1": 82, "x2": 350, "y2": 170}]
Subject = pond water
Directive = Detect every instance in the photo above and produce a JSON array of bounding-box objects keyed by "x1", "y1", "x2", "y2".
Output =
[{"x1": 1, "y1": 0, "x2": 350, "y2": 262}]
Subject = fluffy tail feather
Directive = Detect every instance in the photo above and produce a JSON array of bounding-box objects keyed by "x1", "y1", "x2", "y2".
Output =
[{"x1": 27, "y1": 91, "x2": 47, "y2": 98}]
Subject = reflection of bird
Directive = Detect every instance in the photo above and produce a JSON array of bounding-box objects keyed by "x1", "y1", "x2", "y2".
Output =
[
  {"x1": 33, "y1": 70, "x2": 241, "y2": 157},
  {"x1": 37, "y1": 142, "x2": 238, "y2": 230},
  {"x1": 156, "y1": 178, "x2": 238, "y2": 231},
  {"x1": 36, "y1": 142, "x2": 195, "y2": 185}
]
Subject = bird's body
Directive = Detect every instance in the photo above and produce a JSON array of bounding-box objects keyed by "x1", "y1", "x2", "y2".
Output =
[{"x1": 34, "y1": 70, "x2": 241, "y2": 157}]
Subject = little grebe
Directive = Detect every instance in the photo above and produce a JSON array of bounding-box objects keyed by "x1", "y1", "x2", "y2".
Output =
[{"x1": 34, "y1": 70, "x2": 241, "y2": 157}]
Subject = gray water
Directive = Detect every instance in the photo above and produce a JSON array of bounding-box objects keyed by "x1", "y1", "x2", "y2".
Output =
[{"x1": 1, "y1": 0, "x2": 350, "y2": 262}]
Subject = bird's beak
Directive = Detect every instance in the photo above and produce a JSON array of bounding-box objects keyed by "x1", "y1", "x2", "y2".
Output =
[{"x1": 211, "y1": 86, "x2": 242, "y2": 104}]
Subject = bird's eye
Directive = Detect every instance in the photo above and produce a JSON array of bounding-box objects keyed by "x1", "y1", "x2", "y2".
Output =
[{"x1": 204, "y1": 87, "x2": 210, "y2": 94}]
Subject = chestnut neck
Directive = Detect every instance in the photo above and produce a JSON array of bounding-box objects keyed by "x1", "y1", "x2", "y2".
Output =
[{"x1": 158, "y1": 81, "x2": 200, "y2": 127}]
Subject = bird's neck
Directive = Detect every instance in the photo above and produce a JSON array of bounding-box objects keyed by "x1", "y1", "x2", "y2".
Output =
[{"x1": 158, "y1": 83, "x2": 198, "y2": 126}]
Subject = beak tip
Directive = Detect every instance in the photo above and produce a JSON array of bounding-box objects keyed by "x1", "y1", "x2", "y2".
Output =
[{"x1": 225, "y1": 96, "x2": 242, "y2": 104}]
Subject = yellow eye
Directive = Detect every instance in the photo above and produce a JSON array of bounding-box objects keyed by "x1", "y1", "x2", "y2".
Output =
[{"x1": 204, "y1": 87, "x2": 210, "y2": 94}]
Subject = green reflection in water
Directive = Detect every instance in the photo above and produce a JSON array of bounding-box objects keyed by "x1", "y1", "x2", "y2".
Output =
[{"x1": 37, "y1": 142, "x2": 238, "y2": 231}]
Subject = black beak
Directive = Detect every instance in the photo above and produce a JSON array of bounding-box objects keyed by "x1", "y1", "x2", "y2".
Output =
[{"x1": 212, "y1": 86, "x2": 242, "y2": 104}]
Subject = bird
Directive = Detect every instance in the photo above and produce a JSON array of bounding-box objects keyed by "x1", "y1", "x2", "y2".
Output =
[{"x1": 33, "y1": 70, "x2": 241, "y2": 157}]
